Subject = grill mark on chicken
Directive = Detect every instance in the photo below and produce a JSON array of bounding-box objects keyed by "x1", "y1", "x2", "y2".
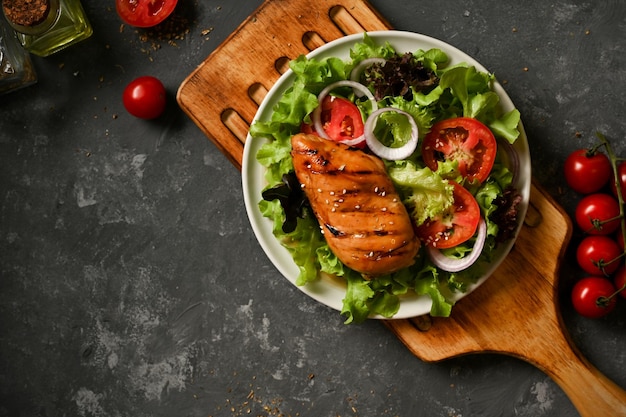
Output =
[{"x1": 291, "y1": 133, "x2": 420, "y2": 276}]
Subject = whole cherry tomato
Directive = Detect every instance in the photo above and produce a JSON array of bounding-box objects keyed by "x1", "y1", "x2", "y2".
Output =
[
  {"x1": 563, "y1": 148, "x2": 612, "y2": 194},
  {"x1": 116, "y1": 0, "x2": 178, "y2": 28},
  {"x1": 575, "y1": 235, "x2": 622, "y2": 276},
  {"x1": 574, "y1": 193, "x2": 621, "y2": 235},
  {"x1": 614, "y1": 265, "x2": 626, "y2": 299},
  {"x1": 122, "y1": 76, "x2": 167, "y2": 119},
  {"x1": 571, "y1": 277, "x2": 617, "y2": 318}
]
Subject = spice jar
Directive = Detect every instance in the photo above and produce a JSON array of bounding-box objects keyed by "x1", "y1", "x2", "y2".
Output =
[
  {"x1": 1, "y1": 0, "x2": 92, "y2": 57},
  {"x1": 0, "y1": 14, "x2": 36, "y2": 94}
]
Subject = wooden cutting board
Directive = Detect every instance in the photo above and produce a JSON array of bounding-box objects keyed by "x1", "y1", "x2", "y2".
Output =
[{"x1": 176, "y1": 1, "x2": 626, "y2": 415}]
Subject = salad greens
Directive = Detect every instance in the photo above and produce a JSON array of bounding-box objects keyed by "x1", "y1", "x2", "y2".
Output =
[{"x1": 250, "y1": 33, "x2": 521, "y2": 323}]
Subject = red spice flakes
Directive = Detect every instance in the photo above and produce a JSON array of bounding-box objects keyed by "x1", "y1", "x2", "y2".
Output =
[{"x1": 2, "y1": 0, "x2": 50, "y2": 27}]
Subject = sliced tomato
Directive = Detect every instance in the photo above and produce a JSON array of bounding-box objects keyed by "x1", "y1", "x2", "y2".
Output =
[
  {"x1": 415, "y1": 181, "x2": 481, "y2": 249},
  {"x1": 116, "y1": 0, "x2": 178, "y2": 28},
  {"x1": 301, "y1": 95, "x2": 365, "y2": 144},
  {"x1": 422, "y1": 117, "x2": 497, "y2": 183}
]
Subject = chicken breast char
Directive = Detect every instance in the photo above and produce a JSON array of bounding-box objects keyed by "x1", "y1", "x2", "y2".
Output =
[{"x1": 291, "y1": 133, "x2": 420, "y2": 277}]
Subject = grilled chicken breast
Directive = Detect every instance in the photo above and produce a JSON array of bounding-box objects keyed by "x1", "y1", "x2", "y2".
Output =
[{"x1": 291, "y1": 133, "x2": 420, "y2": 276}]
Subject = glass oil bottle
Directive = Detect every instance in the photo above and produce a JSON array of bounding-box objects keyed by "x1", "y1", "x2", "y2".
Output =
[{"x1": 2, "y1": 0, "x2": 92, "y2": 57}]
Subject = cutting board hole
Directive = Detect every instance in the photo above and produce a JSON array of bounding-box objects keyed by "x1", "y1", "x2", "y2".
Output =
[
  {"x1": 275, "y1": 56, "x2": 291, "y2": 74},
  {"x1": 221, "y1": 108, "x2": 250, "y2": 143},
  {"x1": 410, "y1": 315, "x2": 433, "y2": 332},
  {"x1": 330, "y1": 5, "x2": 366, "y2": 34},
  {"x1": 248, "y1": 83, "x2": 268, "y2": 105},
  {"x1": 302, "y1": 31, "x2": 326, "y2": 51},
  {"x1": 524, "y1": 201, "x2": 544, "y2": 228}
]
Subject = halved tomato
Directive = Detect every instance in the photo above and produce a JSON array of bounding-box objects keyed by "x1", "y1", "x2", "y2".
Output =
[
  {"x1": 116, "y1": 0, "x2": 178, "y2": 28},
  {"x1": 415, "y1": 181, "x2": 481, "y2": 248},
  {"x1": 301, "y1": 95, "x2": 365, "y2": 144},
  {"x1": 422, "y1": 117, "x2": 497, "y2": 183}
]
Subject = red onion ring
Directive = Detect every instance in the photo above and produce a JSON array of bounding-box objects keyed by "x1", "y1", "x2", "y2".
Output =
[
  {"x1": 311, "y1": 80, "x2": 378, "y2": 146},
  {"x1": 364, "y1": 107, "x2": 419, "y2": 160},
  {"x1": 426, "y1": 219, "x2": 487, "y2": 272}
]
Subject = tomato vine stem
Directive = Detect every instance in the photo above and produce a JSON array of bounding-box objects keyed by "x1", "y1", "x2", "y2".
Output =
[
  {"x1": 586, "y1": 213, "x2": 623, "y2": 234},
  {"x1": 593, "y1": 252, "x2": 625, "y2": 276},
  {"x1": 596, "y1": 132, "x2": 626, "y2": 295}
]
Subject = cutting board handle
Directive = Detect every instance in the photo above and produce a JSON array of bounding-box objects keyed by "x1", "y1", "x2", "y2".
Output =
[{"x1": 542, "y1": 343, "x2": 626, "y2": 416}]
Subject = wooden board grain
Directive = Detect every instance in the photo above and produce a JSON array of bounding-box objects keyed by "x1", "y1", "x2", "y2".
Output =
[
  {"x1": 177, "y1": 0, "x2": 390, "y2": 168},
  {"x1": 176, "y1": 1, "x2": 626, "y2": 415}
]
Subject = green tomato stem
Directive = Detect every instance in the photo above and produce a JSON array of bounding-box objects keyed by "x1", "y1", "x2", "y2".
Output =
[{"x1": 596, "y1": 132, "x2": 626, "y2": 297}]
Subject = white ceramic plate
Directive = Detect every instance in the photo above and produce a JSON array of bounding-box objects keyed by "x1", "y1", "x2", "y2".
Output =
[{"x1": 242, "y1": 31, "x2": 531, "y2": 319}]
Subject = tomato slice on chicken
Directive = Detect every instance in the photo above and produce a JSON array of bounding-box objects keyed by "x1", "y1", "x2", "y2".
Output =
[
  {"x1": 415, "y1": 181, "x2": 481, "y2": 249},
  {"x1": 422, "y1": 117, "x2": 497, "y2": 183},
  {"x1": 301, "y1": 95, "x2": 365, "y2": 144}
]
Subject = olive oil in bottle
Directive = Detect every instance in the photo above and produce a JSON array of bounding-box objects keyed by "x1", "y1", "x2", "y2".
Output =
[{"x1": 1, "y1": 0, "x2": 92, "y2": 57}]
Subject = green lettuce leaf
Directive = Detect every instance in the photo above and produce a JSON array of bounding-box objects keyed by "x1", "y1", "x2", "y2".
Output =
[
  {"x1": 388, "y1": 161, "x2": 455, "y2": 225},
  {"x1": 350, "y1": 33, "x2": 397, "y2": 62},
  {"x1": 341, "y1": 270, "x2": 376, "y2": 324},
  {"x1": 489, "y1": 109, "x2": 521, "y2": 144}
]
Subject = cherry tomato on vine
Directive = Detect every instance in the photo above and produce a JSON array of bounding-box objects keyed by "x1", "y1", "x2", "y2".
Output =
[
  {"x1": 614, "y1": 266, "x2": 626, "y2": 299},
  {"x1": 300, "y1": 95, "x2": 365, "y2": 146},
  {"x1": 563, "y1": 148, "x2": 612, "y2": 194},
  {"x1": 414, "y1": 181, "x2": 480, "y2": 249},
  {"x1": 574, "y1": 193, "x2": 621, "y2": 235},
  {"x1": 116, "y1": 0, "x2": 178, "y2": 28},
  {"x1": 571, "y1": 277, "x2": 617, "y2": 318},
  {"x1": 576, "y1": 235, "x2": 622, "y2": 275},
  {"x1": 421, "y1": 117, "x2": 497, "y2": 183},
  {"x1": 610, "y1": 161, "x2": 626, "y2": 200},
  {"x1": 122, "y1": 76, "x2": 167, "y2": 119}
]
